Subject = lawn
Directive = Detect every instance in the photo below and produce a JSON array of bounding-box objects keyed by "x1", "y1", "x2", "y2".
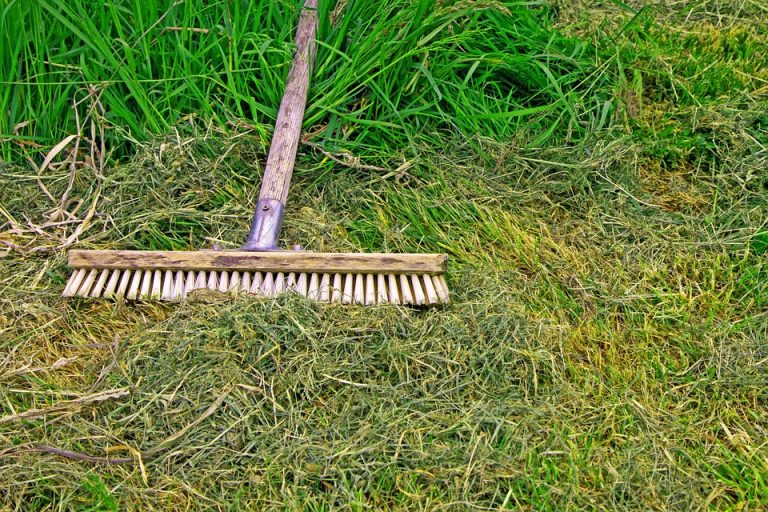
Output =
[{"x1": 1, "y1": 0, "x2": 767, "y2": 510}]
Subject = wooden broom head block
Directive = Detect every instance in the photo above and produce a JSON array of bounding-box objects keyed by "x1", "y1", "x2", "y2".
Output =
[{"x1": 68, "y1": 250, "x2": 448, "y2": 274}]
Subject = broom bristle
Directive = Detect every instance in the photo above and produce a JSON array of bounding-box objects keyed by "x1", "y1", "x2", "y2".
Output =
[{"x1": 62, "y1": 269, "x2": 449, "y2": 305}]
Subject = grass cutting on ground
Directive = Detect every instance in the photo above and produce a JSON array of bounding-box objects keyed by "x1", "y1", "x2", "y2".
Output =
[{"x1": 1, "y1": 0, "x2": 767, "y2": 509}]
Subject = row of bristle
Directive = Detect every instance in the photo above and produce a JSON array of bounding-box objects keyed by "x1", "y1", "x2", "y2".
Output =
[{"x1": 62, "y1": 269, "x2": 449, "y2": 305}]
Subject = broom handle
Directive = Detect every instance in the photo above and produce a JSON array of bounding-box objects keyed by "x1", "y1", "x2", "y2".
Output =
[{"x1": 243, "y1": 0, "x2": 317, "y2": 251}]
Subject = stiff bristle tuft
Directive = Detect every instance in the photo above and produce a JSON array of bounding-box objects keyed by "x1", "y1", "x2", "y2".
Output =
[
  {"x1": 103, "y1": 269, "x2": 121, "y2": 297},
  {"x1": 63, "y1": 268, "x2": 448, "y2": 305}
]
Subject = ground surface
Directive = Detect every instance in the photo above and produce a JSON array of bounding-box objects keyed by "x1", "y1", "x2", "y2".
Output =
[{"x1": 1, "y1": 1, "x2": 767, "y2": 510}]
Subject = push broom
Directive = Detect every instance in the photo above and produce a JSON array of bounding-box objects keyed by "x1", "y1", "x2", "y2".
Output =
[{"x1": 62, "y1": 0, "x2": 449, "y2": 305}]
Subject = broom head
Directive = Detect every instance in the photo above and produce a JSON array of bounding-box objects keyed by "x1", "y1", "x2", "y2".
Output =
[{"x1": 62, "y1": 250, "x2": 449, "y2": 305}]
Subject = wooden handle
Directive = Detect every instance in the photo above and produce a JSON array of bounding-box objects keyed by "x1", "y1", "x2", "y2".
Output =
[{"x1": 258, "y1": 0, "x2": 317, "y2": 204}]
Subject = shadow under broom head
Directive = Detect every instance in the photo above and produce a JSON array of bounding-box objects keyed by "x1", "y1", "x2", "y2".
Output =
[{"x1": 62, "y1": 0, "x2": 449, "y2": 306}]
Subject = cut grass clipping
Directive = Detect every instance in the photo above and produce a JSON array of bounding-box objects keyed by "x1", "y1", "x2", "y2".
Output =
[{"x1": 2, "y1": 0, "x2": 768, "y2": 510}]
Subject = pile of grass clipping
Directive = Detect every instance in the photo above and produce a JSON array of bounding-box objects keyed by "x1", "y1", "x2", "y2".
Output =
[
  {"x1": 2, "y1": 124, "x2": 767, "y2": 508},
  {"x1": 2, "y1": 0, "x2": 768, "y2": 510}
]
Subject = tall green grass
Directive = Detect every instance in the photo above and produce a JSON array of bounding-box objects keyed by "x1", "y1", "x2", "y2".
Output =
[{"x1": 1, "y1": 0, "x2": 612, "y2": 161}]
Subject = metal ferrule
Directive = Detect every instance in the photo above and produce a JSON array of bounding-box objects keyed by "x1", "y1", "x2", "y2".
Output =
[{"x1": 242, "y1": 198, "x2": 285, "y2": 251}]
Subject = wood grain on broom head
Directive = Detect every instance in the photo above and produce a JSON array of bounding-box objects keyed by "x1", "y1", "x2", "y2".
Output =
[{"x1": 67, "y1": 250, "x2": 447, "y2": 273}]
